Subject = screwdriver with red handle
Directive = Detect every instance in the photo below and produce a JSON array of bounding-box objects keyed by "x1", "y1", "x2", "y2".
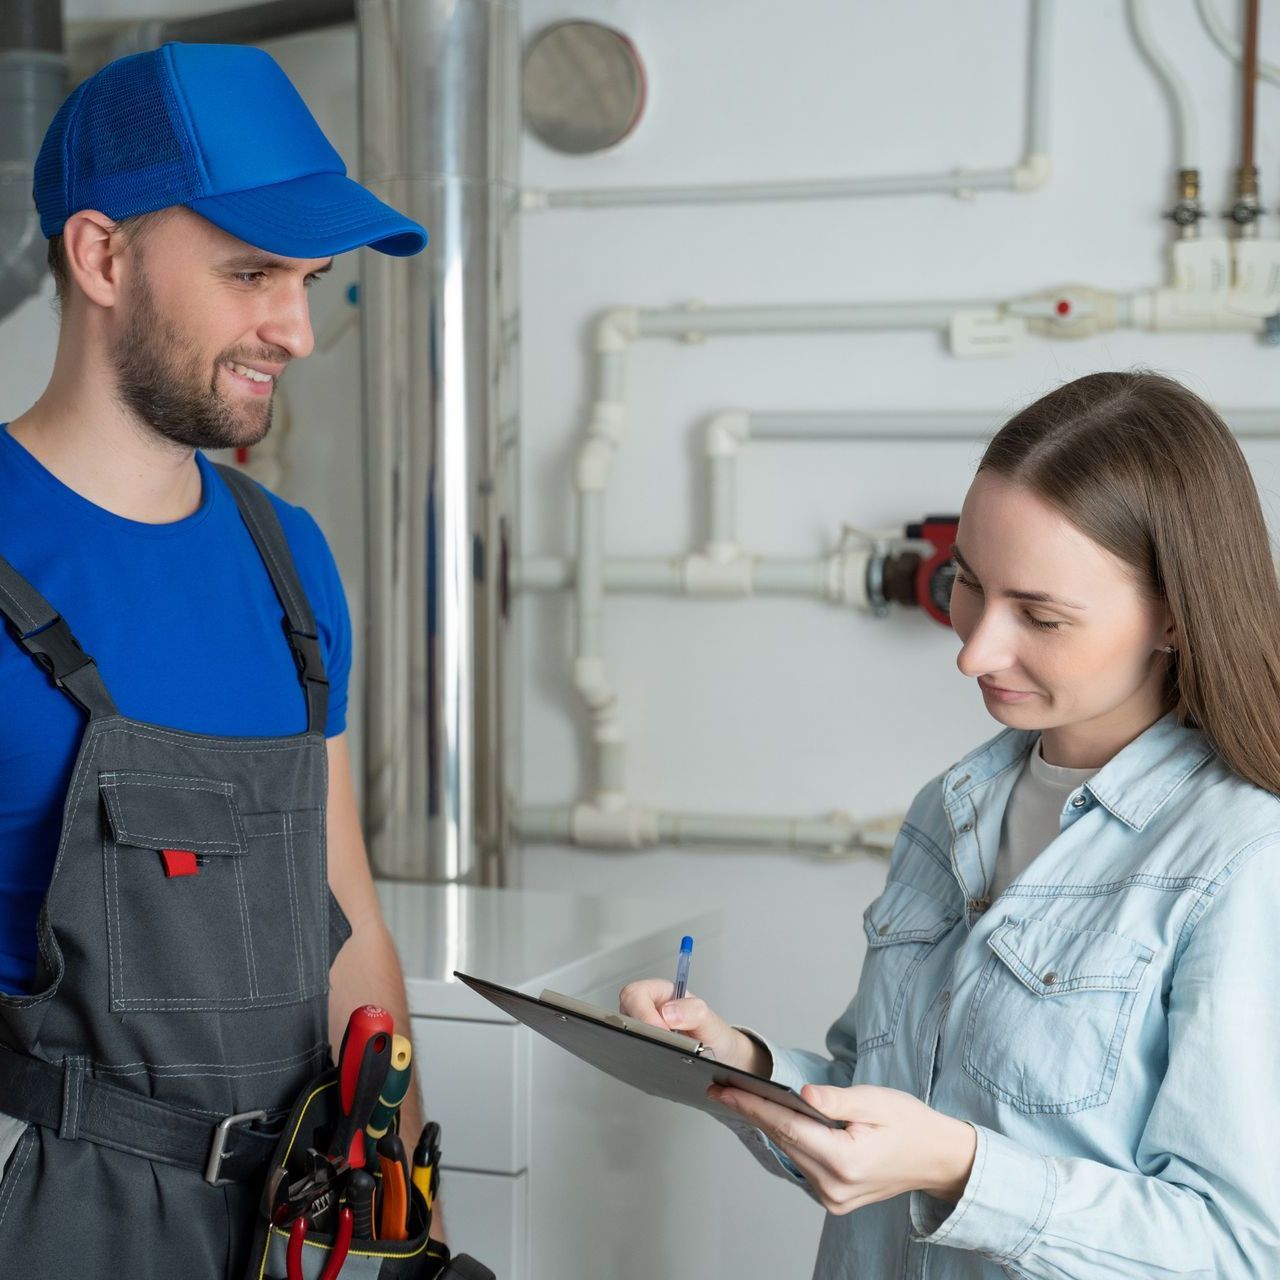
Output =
[{"x1": 329, "y1": 1004, "x2": 394, "y2": 1169}]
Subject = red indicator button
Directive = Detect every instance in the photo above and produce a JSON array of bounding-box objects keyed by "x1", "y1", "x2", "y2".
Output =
[{"x1": 1055, "y1": 299, "x2": 1072, "y2": 316}]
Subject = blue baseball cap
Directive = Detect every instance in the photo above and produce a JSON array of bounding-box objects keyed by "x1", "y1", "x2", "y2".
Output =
[{"x1": 34, "y1": 42, "x2": 427, "y2": 258}]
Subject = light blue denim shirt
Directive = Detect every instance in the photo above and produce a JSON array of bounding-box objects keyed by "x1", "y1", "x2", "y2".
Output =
[{"x1": 729, "y1": 710, "x2": 1280, "y2": 1278}]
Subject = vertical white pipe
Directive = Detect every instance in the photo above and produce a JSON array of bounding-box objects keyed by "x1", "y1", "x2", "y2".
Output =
[
  {"x1": 707, "y1": 455, "x2": 736, "y2": 549},
  {"x1": 1128, "y1": 0, "x2": 1198, "y2": 169}
]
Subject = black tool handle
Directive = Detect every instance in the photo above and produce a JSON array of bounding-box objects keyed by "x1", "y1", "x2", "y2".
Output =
[
  {"x1": 348, "y1": 1169, "x2": 377, "y2": 1239},
  {"x1": 377, "y1": 1131, "x2": 411, "y2": 1190},
  {"x1": 329, "y1": 1033, "x2": 392, "y2": 1167}
]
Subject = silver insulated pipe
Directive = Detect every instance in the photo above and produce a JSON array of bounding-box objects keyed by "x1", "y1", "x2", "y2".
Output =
[{"x1": 357, "y1": 0, "x2": 520, "y2": 883}]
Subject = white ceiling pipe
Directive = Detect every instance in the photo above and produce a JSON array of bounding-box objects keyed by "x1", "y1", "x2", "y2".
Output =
[
  {"x1": 1128, "y1": 0, "x2": 1199, "y2": 170},
  {"x1": 1195, "y1": 0, "x2": 1280, "y2": 85},
  {"x1": 635, "y1": 300, "x2": 968, "y2": 340},
  {"x1": 521, "y1": 0, "x2": 1052, "y2": 212}
]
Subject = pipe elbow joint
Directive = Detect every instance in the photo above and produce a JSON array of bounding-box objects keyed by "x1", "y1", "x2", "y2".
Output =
[
  {"x1": 572, "y1": 656, "x2": 616, "y2": 712},
  {"x1": 703, "y1": 411, "x2": 751, "y2": 458},
  {"x1": 596, "y1": 308, "x2": 640, "y2": 354},
  {"x1": 1012, "y1": 152, "x2": 1050, "y2": 192}
]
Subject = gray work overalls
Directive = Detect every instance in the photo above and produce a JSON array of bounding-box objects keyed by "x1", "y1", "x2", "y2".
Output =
[{"x1": 0, "y1": 464, "x2": 351, "y2": 1277}]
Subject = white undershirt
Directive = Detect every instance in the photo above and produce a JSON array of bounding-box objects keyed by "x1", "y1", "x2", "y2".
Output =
[{"x1": 989, "y1": 736, "x2": 1099, "y2": 900}]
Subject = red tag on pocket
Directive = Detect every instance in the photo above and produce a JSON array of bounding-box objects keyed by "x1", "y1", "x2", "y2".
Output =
[{"x1": 161, "y1": 849, "x2": 199, "y2": 878}]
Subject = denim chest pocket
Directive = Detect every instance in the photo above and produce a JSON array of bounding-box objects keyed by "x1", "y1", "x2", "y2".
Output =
[
  {"x1": 855, "y1": 881, "x2": 960, "y2": 1054},
  {"x1": 100, "y1": 771, "x2": 333, "y2": 1013},
  {"x1": 962, "y1": 916, "x2": 1154, "y2": 1114}
]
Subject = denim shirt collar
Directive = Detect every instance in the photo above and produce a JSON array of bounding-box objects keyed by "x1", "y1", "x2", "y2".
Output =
[{"x1": 946, "y1": 709, "x2": 1215, "y2": 833}]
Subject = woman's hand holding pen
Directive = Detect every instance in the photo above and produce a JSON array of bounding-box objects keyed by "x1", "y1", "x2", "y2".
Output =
[
  {"x1": 618, "y1": 980, "x2": 770, "y2": 1076},
  {"x1": 708, "y1": 1081, "x2": 978, "y2": 1215}
]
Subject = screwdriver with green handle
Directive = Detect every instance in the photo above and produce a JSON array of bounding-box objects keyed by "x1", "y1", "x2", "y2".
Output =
[{"x1": 365, "y1": 1034, "x2": 414, "y2": 1142}]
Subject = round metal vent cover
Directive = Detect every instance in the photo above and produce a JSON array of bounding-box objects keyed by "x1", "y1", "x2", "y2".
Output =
[{"x1": 522, "y1": 21, "x2": 646, "y2": 154}]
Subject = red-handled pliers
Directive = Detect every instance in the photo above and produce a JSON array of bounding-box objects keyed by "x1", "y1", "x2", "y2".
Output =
[{"x1": 287, "y1": 1205, "x2": 353, "y2": 1280}]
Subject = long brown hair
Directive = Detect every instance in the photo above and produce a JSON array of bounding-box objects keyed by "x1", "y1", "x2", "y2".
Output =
[{"x1": 979, "y1": 370, "x2": 1280, "y2": 795}]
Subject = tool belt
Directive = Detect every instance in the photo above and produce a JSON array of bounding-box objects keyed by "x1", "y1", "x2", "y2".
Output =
[
  {"x1": 0, "y1": 1046, "x2": 281, "y2": 1184},
  {"x1": 246, "y1": 1064, "x2": 494, "y2": 1280}
]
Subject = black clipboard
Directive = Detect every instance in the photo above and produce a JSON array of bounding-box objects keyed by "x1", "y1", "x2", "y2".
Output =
[{"x1": 455, "y1": 971, "x2": 841, "y2": 1128}]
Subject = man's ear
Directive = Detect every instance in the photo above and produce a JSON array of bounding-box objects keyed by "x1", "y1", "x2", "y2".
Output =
[{"x1": 60, "y1": 210, "x2": 128, "y2": 309}]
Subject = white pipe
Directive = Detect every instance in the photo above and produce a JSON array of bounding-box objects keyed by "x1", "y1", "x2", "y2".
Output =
[
  {"x1": 1025, "y1": 0, "x2": 1053, "y2": 160},
  {"x1": 519, "y1": 406, "x2": 1280, "y2": 601},
  {"x1": 1128, "y1": 0, "x2": 1199, "y2": 169},
  {"x1": 635, "y1": 301, "x2": 968, "y2": 340},
  {"x1": 750, "y1": 411, "x2": 1004, "y2": 440},
  {"x1": 515, "y1": 803, "x2": 895, "y2": 858},
  {"x1": 1194, "y1": 0, "x2": 1280, "y2": 85},
  {"x1": 707, "y1": 456, "x2": 737, "y2": 551},
  {"x1": 574, "y1": 491, "x2": 607, "y2": 664},
  {"x1": 526, "y1": 168, "x2": 1023, "y2": 211},
  {"x1": 542, "y1": 283, "x2": 1275, "y2": 859},
  {"x1": 521, "y1": 0, "x2": 1052, "y2": 211}
]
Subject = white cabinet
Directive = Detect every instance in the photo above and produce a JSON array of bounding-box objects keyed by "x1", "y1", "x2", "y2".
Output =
[{"x1": 378, "y1": 885, "x2": 722, "y2": 1280}]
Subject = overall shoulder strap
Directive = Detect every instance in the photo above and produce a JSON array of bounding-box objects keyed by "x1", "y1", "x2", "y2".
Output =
[
  {"x1": 214, "y1": 464, "x2": 329, "y2": 734},
  {"x1": 0, "y1": 554, "x2": 119, "y2": 719}
]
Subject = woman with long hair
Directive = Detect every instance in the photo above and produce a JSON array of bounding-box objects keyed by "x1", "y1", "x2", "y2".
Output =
[{"x1": 623, "y1": 370, "x2": 1280, "y2": 1278}]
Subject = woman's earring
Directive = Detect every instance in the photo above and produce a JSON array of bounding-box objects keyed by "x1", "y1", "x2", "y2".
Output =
[{"x1": 1160, "y1": 645, "x2": 1176, "y2": 654}]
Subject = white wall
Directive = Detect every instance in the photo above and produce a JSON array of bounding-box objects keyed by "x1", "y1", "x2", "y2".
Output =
[{"x1": 2, "y1": 2, "x2": 1278, "y2": 1274}]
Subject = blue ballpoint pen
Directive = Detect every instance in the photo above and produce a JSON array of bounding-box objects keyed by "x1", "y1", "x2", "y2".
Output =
[{"x1": 672, "y1": 935, "x2": 693, "y2": 1001}]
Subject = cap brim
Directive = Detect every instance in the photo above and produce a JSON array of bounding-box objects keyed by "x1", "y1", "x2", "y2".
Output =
[{"x1": 188, "y1": 171, "x2": 427, "y2": 259}]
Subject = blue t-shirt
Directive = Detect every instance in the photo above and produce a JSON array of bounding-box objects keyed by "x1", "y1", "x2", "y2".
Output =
[{"x1": 0, "y1": 424, "x2": 352, "y2": 993}]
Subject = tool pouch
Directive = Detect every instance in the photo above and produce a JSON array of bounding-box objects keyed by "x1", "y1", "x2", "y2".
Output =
[{"x1": 245, "y1": 1067, "x2": 494, "y2": 1280}]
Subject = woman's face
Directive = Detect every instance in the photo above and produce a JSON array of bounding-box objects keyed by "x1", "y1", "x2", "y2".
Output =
[{"x1": 949, "y1": 471, "x2": 1173, "y2": 738}]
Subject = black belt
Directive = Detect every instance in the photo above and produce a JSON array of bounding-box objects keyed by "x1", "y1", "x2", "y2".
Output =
[{"x1": 0, "y1": 1046, "x2": 283, "y2": 1185}]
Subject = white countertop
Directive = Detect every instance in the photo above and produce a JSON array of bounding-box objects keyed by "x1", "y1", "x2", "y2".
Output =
[{"x1": 375, "y1": 882, "x2": 720, "y2": 1021}]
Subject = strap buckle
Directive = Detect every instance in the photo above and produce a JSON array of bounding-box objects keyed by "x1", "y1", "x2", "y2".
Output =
[
  {"x1": 21, "y1": 616, "x2": 93, "y2": 687},
  {"x1": 282, "y1": 620, "x2": 329, "y2": 688},
  {"x1": 205, "y1": 1109, "x2": 270, "y2": 1186}
]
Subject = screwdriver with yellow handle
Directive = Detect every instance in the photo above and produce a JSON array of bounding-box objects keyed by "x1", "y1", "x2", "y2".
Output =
[{"x1": 365, "y1": 1034, "x2": 414, "y2": 1143}]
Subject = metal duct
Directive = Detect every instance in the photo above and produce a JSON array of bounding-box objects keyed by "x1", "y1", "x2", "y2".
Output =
[
  {"x1": 358, "y1": 0, "x2": 520, "y2": 884},
  {"x1": 0, "y1": 0, "x2": 64, "y2": 323},
  {"x1": 79, "y1": 1, "x2": 356, "y2": 70}
]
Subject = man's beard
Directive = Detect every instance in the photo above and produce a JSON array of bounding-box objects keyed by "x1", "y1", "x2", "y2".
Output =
[{"x1": 109, "y1": 270, "x2": 282, "y2": 452}]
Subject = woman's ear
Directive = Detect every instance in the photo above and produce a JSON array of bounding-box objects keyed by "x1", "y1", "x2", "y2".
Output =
[{"x1": 60, "y1": 210, "x2": 125, "y2": 309}]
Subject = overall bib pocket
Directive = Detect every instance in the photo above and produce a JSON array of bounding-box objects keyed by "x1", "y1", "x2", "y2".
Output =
[
  {"x1": 855, "y1": 881, "x2": 960, "y2": 1054},
  {"x1": 101, "y1": 771, "x2": 328, "y2": 1012},
  {"x1": 962, "y1": 915, "x2": 1153, "y2": 1113}
]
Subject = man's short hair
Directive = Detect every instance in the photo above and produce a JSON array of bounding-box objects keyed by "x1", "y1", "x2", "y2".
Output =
[{"x1": 45, "y1": 210, "x2": 167, "y2": 311}]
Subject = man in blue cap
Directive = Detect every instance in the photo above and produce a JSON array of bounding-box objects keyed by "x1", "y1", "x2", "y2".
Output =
[{"x1": 0, "y1": 44, "x2": 439, "y2": 1274}]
